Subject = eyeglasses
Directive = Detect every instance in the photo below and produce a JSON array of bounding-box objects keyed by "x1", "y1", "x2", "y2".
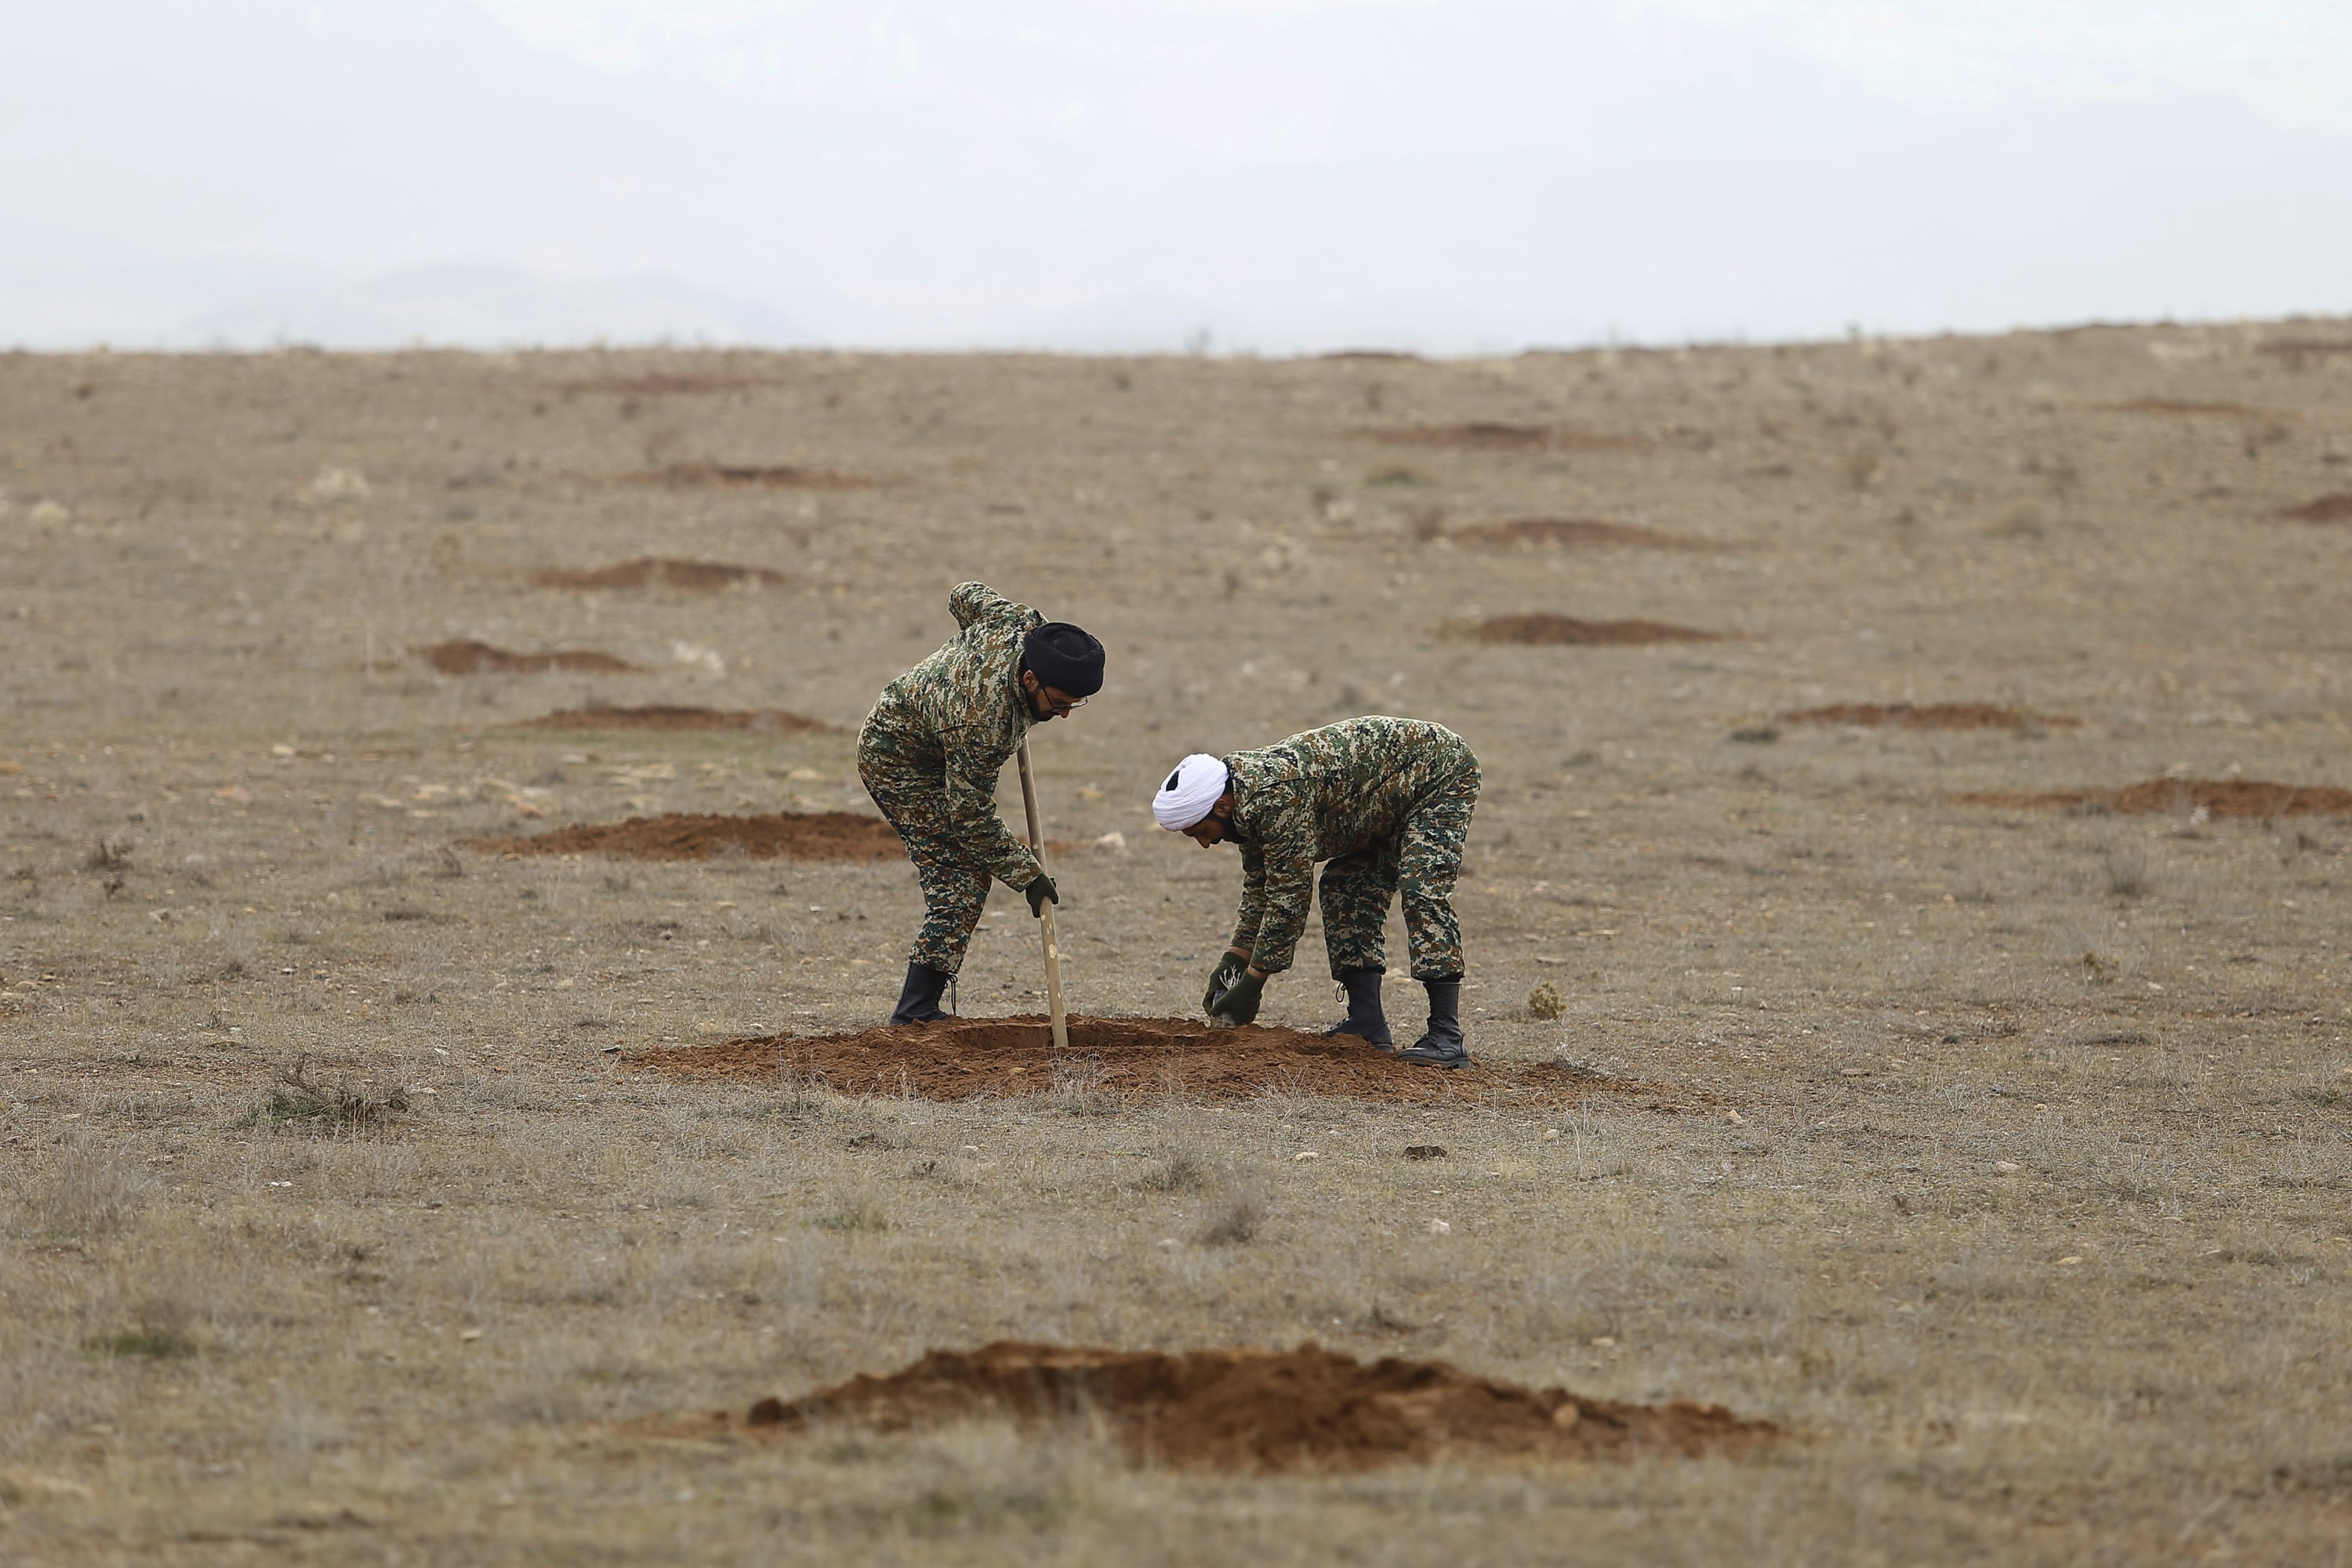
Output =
[{"x1": 1040, "y1": 690, "x2": 1088, "y2": 713}]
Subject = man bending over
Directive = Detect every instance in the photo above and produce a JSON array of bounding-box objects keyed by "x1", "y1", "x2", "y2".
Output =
[
  {"x1": 1151, "y1": 715, "x2": 1480, "y2": 1068},
  {"x1": 860, "y1": 582, "x2": 1104, "y2": 1024}
]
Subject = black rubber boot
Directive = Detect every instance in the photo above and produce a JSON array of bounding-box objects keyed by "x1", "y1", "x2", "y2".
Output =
[
  {"x1": 1397, "y1": 978, "x2": 1468, "y2": 1068},
  {"x1": 1326, "y1": 968, "x2": 1393, "y2": 1051},
  {"x1": 887, "y1": 962, "x2": 954, "y2": 1025}
]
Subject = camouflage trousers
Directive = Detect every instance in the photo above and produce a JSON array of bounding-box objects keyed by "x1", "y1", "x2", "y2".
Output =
[
  {"x1": 1318, "y1": 758, "x2": 1480, "y2": 982},
  {"x1": 858, "y1": 750, "x2": 992, "y2": 976}
]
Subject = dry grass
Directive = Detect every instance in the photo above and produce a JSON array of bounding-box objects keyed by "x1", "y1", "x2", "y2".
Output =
[{"x1": 1, "y1": 328, "x2": 2350, "y2": 1562}]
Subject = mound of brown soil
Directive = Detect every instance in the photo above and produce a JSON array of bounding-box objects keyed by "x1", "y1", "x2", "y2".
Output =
[
  {"x1": 532, "y1": 558, "x2": 790, "y2": 591},
  {"x1": 1782, "y1": 702, "x2": 2082, "y2": 731},
  {"x1": 629, "y1": 1014, "x2": 1714, "y2": 1109},
  {"x1": 412, "y1": 641, "x2": 639, "y2": 675},
  {"x1": 2256, "y1": 339, "x2": 2352, "y2": 361},
  {"x1": 466, "y1": 811, "x2": 899, "y2": 861},
  {"x1": 1457, "y1": 615, "x2": 1724, "y2": 646},
  {"x1": 2278, "y1": 493, "x2": 2352, "y2": 523},
  {"x1": 561, "y1": 373, "x2": 775, "y2": 395},
  {"x1": 1450, "y1": 517, "x2": 1717, "y2": 550},
  {"x1": 739, "y1": 1341, "x2": 1776, "y2": 1472},
  {"x1": 1366, "y1": 423, "x2": 1648, "y2": 452},
  {"x1": 512, "y1": 705, "x2": 839, "y2": 735},
  {"x1": 1955, "y1": 779, "x2": 2352, "y2": 818},
  {"x1": 624, "y1": 462, "x2": 882, "y2": 490}
]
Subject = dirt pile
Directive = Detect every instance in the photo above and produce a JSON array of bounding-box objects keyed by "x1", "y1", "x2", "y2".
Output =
[
  {"x1": 513, "y1": 705, "x2": 839, "y2": 734},
  {"x1": 1450, "y1": 517, "x2": 1717, "y2": 550},
  {"x1": 624, "y1": 462, "x2": 882, "y2": 490},
  {"x1": 1956, "y1": 779, "x2": 2352, "y2": 818},
  {"x1": 630, "y1": 1015, "x2": 1711, "y2": 1109},
  {"x1": 532, "y1": 558, "x2": 790, "y2": 591},
  {"x1": 2278, "y1": 494, "x2": 2352, "y2": 523},
  {"x1": 2258, "y1": 339, "x2": 2352, "y2": 368},
  {"x1": 412, "y1": 641, "x2": 638, "y2": 675},
  {"x1": 1367, "y1": 423, "x2": 1647, "y2": 452},
  {"x1": 1782, "y1": 702, "x2": 2082, "y2": 731},
  {"x1": 466, "y1": 811, "x2": 900, "y2": 861},
  {"x1": 739, "y1": 1341, "x2": 1777, "y2": 1471},
  {"x1": 1457, "y1": 615, "x2": 1724, "y2": 646}
]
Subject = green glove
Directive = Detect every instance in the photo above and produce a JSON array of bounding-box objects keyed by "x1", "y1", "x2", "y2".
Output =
[
  {"x1": 1025, "y1": 873, "x2": 1058, "y2": 917},
  {"x1": 1209, "y1": 968, "x2": 1265, "y2": 1026},
  {"x1": 1202, "y1": 952, "x2": 1248, "y2": 1014}
]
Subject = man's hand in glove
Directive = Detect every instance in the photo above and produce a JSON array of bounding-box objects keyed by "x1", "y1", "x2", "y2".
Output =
[
  {"x1": 1208, "y1": 967, "x2": 1266, "y2": 1026},
  {"x1": 1025, "y1": 873, "x2": 1058, "y2": 917},
  {"x1": 1202, "y1": 951, "x2": 1248, "y2": 1014}
]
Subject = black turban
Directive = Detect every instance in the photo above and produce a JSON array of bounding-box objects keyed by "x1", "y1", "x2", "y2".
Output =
[{"x1": 1022, "y1": 622, "x2": 1105, "y2": 698}]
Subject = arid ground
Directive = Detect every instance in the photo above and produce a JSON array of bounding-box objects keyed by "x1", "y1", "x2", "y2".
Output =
[{"x1": 2, "y1": 322, "x2": 2350, "y2": 1563}]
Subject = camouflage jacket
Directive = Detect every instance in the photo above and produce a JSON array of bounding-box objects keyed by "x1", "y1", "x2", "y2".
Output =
[
  {"x1": 1225, "y1": 716, "x2": 1477, "y2": 975},
  {"x1": 861, "y1": 582, "x2": 1046, "y2": 890}
]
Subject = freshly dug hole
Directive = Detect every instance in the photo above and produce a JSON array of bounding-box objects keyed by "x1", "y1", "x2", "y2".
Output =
[
  {"x1": 622, "y1": 462, "x2": 883, "y2": 490},
  {"x1": 2277, "y1": 493, "x2": 2352, "y2": 523},
  {"x1": 465, "y1": 811, "x2": 899, "y2": 861},
  {"x1": 1781, "y1": 702, "x2": 2082, "y2": 731},
  {"x1": 532, "y1": 558, "x2": 790, "y2": 591},
  {"x1": 412, "y1": 640, "x2": 639, "y2": 675},
  {"x1": 1366, "y1": 423, "x2": 1648, "y2": 453},
  {"x1": 510, "y1": 705, "x2": 839, "y2": 734},
  {"x1": 1955, "y1": 779, "x2": 2352, "y2": 817},
  {"x1": 738, "y1": 1341, "x2": 1777, "y2": 1471},
  {"x1": 629, "y1": 1014, "x2": 1715, "y2": 1108},
  {"x1": 1456, "y1": 615, "x2": 1725, "y2": 646}
]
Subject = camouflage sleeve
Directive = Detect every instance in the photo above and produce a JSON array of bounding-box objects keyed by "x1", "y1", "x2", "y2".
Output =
[
  {"x1": 1240, "y1": 803, "x2": 1316, "y2": 975},
  {"x1": 1229, "y1": 840, "x2": 1267, "y2": 954},
  {"x1": 949, "y1": 581, "x2": 1022, "y2": 632},
  {"x1": 942, "y1": 728, "x2": 1044, "y2": 891}
]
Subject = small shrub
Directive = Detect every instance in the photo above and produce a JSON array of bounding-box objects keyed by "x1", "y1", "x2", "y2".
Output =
[
  {"x1": 1528, "y1": 980, "x2": 1565, "y2": 1020},
  {"x1": 258, "y1": 1054, "x2": 410, "y2": 1134},
  {"x1": 2100, "y1": 843, "x2": 2151, "y2": 898},
  {"x1": 1196, "y1": 1187, "x2": 1266, "y2": 1246},
  {"x1": 1137, "y1": 1149, "x2": 1206, "y2": 1193},
  {"x1": 85, "y1": 1327, "x2": 197, "y2": 1360},
  {"x1": 815, "y1": 1189, "x2": 890, "y2": 1233}
]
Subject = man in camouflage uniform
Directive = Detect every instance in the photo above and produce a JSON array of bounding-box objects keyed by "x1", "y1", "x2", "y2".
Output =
[
  {"x1": 860, "y1": 583, "x2": 1105, "y2": 1024},
  {"x1": 1150, "y1": 716, "x2": 1480, "y2": 1067}
]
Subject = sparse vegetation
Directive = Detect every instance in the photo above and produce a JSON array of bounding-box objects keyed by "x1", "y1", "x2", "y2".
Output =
[
  {"x1": 3, "y1": 332, "x2": 2349, "y2": 1562},
  {"x1": 256, "y1": 1054, "x2": 411, "y2": 1133}
]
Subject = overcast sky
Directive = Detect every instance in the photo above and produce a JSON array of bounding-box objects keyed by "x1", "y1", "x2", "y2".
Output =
[{"x1": 5, "y1": 0, "x2": 2349, "y2": 351}]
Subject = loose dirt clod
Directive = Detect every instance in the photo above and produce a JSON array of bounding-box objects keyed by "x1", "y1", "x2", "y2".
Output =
[
  {"x1": 622, "y1": 462, "x2": 883, "y2": 490},
  {"x1": 1781, "y1": 702, "x2": 2082, "y2": 731},
  {"x1": 464, "y1": 812, "x2": 900, "y2": 861},
  {"x1": 411, "y1": 641, "x2": 639, "y2": 675},
  {"x1": 629, "y1": 1015, "x2": 1711, "y2": 1107},
  {"x1": 531, "y1": 558, "x2": 791, "y2": 591},
  {"x1": 1955, "y1": 779, "x2": 2352, "y2": 818},
  {"x1": 736, "y1": 1341, "x2": 1777, "y2": 1471},
  {"x1": 510, "y1": 705, "x2": 840, "y2": 735},
  {"x1": 1366, "y1": 423, "x2": 1647, "y2": 452},
  {"x1": 1449, "y1": 517, "x2": 1719, "y2": 550},
  {"x1": 1455, "y1": 615, "x2": 1724, "y2": 646},
  {"x1": 2277, "y1": 493, "x2": 2352, "y2": 523}
]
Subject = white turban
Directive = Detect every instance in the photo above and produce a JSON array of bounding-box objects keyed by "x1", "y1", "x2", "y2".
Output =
[{"x1": 1152, "y1": 753, "x2": 1229, "y2": 830}]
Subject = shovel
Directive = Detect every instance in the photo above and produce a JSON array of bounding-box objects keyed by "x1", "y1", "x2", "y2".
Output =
[{"x1": 1014, "y1": 739, "x2": 1069, "y2": 1054}]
